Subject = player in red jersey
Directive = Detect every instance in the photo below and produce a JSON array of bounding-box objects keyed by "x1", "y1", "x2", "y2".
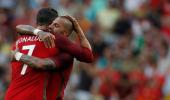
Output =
[
  {"x1": 16, "y1": 17, "x2": 93, "y2": 63},
  {"x1": 5, "y1": 8, "x2": 72, "y2": 100},
  {"x1": 6, "y1": 36, "x2": 59, "y2": 100},
  {"x1": 6, "y1": 8, "x2": 93, "y2": 100},
  {"x1": 13, "y1": 16, "x2": 93, "y2": 100},
  {"x1": 46, "y1": 16, "x2": 93, "y2": 100}
]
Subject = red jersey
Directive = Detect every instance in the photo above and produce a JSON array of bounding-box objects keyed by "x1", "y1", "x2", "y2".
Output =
[
  {"x1": 5, "y1": 33, "x2": 93, "y2": 100},
  {"x1": 46, "y1": 54, "x2": 73, "y2": 100},
  {"x1": 5, "y1": 35, "x2": 58, "y2": 100},
  {"x1": 45, "y1": 34, "x2": 94, "y2": 100}
]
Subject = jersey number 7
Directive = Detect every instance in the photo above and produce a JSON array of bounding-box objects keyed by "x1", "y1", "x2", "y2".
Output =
[{"x1": 21, "y1": 45, "x2": 36, "y2": 75}]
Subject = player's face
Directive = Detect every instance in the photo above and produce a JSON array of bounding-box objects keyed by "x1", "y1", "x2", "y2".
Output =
[{"x1": 49, "y1": 18, "x2": 66, "y2": 36}]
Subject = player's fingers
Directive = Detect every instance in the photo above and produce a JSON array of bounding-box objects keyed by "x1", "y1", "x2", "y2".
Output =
[
  {"x1": 68, "y1": 16, "x2": 76, "y2": 22},
  {"x1": 49, "y1": 35, "x2": 55, "y2": 48},
  {"x1": 48, "y1": 35, "x2": 54, "y2": 48},
  {"x1": 65, "y1": 16, "x2": 74, "y2": 21},
  {"x1": 51, "y1": 34, "x2": 55, "y2": 39},
  {"x1": 65, "y1": 16, "x2": 77, "y2": 29},
  {"x1": 44, "y1": 38, "x2": 50, "y2": 48},
  {"x1": 43, "y1": 34, "x2": 53, "y2": 48},
  {"x1": 48, "y1": 34, "x2": 55, "y2": 39},
  {"x1": 16, "y1": 46, "x2": 18, "y2": 51},
  {"x1": 47, "y1": 37, "x2": 53, "y2": 48},
  {"x1": 51, "y1": 37, "x2": 55, "y2": 48},
  {"x1": 66, "y1": 16, "x2": 78, "y2": 25},
  {"x1": 15, "y1": 44, "x2": 19, "y2": 52},
  {"x1": 65, "y1": 15, "x2": 73, "y2": 19},
  {"x1": 64, "y1": 15, "x2": 70, "y2": 19}
]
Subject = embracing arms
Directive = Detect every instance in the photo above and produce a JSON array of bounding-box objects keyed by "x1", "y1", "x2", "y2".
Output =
[
  {"x1": 16, "y1": 25, "x2": 55, "y2": 48},
  {"x1": 11, "y1": 48, "x2": 72, "y2": 70},
  {"x1": 16, "y1": 16, "x2": 93, "y2": 63}
]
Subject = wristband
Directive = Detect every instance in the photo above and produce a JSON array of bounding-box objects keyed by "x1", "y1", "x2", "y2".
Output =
[
  {"x1": 33, "y1": 29, "x2": 42, "y2": 35},
  {"x1": 15, "y1": 52, "x2": 23, "y2": 61}
]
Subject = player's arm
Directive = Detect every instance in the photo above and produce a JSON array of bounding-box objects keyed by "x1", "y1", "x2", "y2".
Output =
[
  {"x1": 16, "y1": 25, "x2": 55, "y2": 48},
  {"x1": 16, "y1": 20, "x2": 93, "y2": 62},
  {"x1": 11, "y1": 49, "x2": 55, "y2": 70},
  {"x1": 20, "y1": 55, "x2": 56, "y2": 70},
  {"x1": 19, "y1": 53, "x2": 72, "y2": 70},
  {"x1": 16, "y1": 25, "x2": 35, "y2": 35},
  {"x1": 66, "y1": 16, "x2": 92, "y2": 50},
  {"x1": 10, "y1": 43, "x2": 18, "y2": 62},
  {"x1": 16, "y1": 26, "x2": 94, "y2": 63},
  {"x1": 10, "y1": 51, "x2": 17, "y2": 62},
  {"x1": 11, "y1": 50, "x2": 72, "y2": 70},
  {"x1": 55, "y1": 34, "x2": 93, "y2": 63}
]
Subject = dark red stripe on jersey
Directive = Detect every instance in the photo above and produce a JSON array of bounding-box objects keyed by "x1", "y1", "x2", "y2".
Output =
[{"x1": 56, "y1": 72, "x2": 65, "y2": 100}]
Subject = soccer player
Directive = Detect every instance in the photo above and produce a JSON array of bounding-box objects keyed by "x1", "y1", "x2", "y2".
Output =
[
  {"x1": 16, "y1": 17, "x2": 93, "y2": 62},
  {"x1": 6, "y1": 8, "x2": 93, "y2": 100},
  {"x1": 5, "y1": 8, "x2": 61, "y2": 100},
  {"x1": 46, "y1": 16, "x2": 93, "y2": 100},
  {"x1": 15, "y1": 16, "x2": 93, "y2": 100}
]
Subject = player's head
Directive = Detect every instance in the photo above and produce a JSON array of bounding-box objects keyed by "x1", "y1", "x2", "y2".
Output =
[
  {"x1": 49, "y1": 16, "x2": 73, "y2": 37},
  {"x1": 36, "y1": 8, "x2": 58, "y2": 28}
]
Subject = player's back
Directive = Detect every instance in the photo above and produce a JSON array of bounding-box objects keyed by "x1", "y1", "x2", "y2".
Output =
[{"x1": 5, "y1": 35, "x2": 58, "y2": 100}]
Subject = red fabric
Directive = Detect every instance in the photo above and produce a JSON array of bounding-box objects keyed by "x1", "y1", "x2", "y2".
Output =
[
  {"x1": 5, "y1": 35, "x2": 58, "y2": 100},
  {"x1": 6, "y1": 34, "x2": 93, "y2": 100},
  {"x1": 46, "y1": 61, "x2": 73, "y2": 100},
  {"x1": 98, "y1": 69, "x2": 120, "y2": 97},
  {"x1": 136, "y1": 87, "x2": 161, "y2": 100},
  {"x1": 150, "y1": 0, "x2": 161, "y2": 10},
  {"x1": 129, "y1": 70, "x2": 146, "y2": 86},
  {"x1": 162, "y1": 27, "x2": 170, "y2": 37},
  {"x1": 45, "y1": 34, "x2": 94, "y2": 100},
  {"x1": 162, "y1": 0, "x2": 170, "y2": 16},
  {"x1": 55, "y1": 34, "x2": 94, "y2": 63},
  {"x1": 135, "y1": 74, "x2": 164, "y2": 100}
]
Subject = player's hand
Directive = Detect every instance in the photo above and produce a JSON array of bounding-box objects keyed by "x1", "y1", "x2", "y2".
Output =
[
  {"x1": 37, "y1": 31, "x2": 55, "y2": 48},
  {"x1": 10, "y1": 45, "x2": 19, "y2": 61},
  {"x1": 64, "y1": 15, "x2": 80, "y2": 33},
  {"x1": 10, "y1": 51, "x2": 16, "y2": 61}
]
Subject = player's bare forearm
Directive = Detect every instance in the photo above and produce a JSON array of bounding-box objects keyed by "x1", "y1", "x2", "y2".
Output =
[
  {"x1": 10, "y1": 51, "x2": 17, "y2": 62},
  {"x1": 16, "y1": 25, "x2": 36, "y2": 35},
  {"x1": 77, "y1": 28, "x2": 92, "y2": 50},
  {"x1": 74, "y1": 27, "x2": 93, "y2": 62},
  {"x1": 20, "y1": 54, "x2": 56, "y2": 70},
  {"x1": 65, "y1": 16, "x2": 92, "y2": 50}
]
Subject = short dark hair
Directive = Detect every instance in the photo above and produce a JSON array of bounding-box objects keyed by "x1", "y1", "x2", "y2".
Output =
[{"x1": 36, "y1": 8, "x2": 58, "y2": 25}]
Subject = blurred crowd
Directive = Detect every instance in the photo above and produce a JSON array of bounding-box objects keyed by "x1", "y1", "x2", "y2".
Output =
[{"x1": 0, "y1": 0, "x2": 170, "y2": 100}]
